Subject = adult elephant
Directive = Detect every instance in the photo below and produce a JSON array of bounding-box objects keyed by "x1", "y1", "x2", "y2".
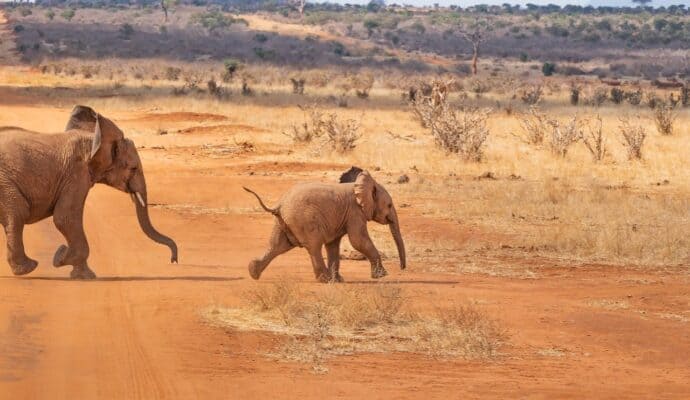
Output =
[
  {"x1": 0, "y1": 105, "x2": 177, "y2": 279},
  {"x1": 244, "y1": 167, "x2": 406, "y2": 282}
]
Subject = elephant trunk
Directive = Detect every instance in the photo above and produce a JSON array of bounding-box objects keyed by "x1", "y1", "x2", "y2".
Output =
[
  {"x1": 388, "y1": 207, "x2": 406, "y2": 270},
  {"x1": 129, "y1": 172, "x2": 178, "y2": 263}
]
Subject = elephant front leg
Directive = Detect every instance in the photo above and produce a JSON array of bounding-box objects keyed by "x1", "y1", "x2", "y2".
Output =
[
  {"x1": 348, "y1": 225, "x2": 387, "y2": 279},
  {"x1": 326, "y1": 237, "x2": 344, "y2": 283},
  {"x1": 52, "y1": 203, "x2": 96, "y2": 280},
  {"x1": 3, "y1": 221, "x2": 38, "y2": 276}
]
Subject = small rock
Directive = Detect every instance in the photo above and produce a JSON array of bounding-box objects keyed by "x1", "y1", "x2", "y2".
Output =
[
  {"x1": 475, "y1": 171, "x2": 496, "y2": 181},
  {"x1": 397, "y1": 174, "x2": 410, "y2": 184}
]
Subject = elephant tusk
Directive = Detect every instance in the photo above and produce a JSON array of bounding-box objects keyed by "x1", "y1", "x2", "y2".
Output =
[{"x1": 135, "y1": 192, "x2": 146, "y2": 208}]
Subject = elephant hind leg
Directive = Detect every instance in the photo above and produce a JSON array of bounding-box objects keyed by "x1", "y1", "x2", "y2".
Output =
[
  {"x1": 307, "y1": 246, "x2": 330, "y2": 283},
  {"x1": 325, "y1": 237, "x2": 344, "y2": 283},
  {"x1": 3, "y1": 221, "x2": 38, "y2": 276},
  {"x1": 249, "y1": 224, "x2": 295, "y2": 280}
]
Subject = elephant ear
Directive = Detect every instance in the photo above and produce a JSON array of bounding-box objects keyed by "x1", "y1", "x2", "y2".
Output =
[
  {"x1": 65, "y1": 105, "x2": 123, "y2": 173},
  {"x1": 354, "y1": 171, "x2": 376, "y2": 220},
  {"x1": 339, "y1": 166, "x2": 364, "y2": 183}
]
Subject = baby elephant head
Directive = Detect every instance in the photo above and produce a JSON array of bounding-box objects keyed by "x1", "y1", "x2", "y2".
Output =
[
  {"x1": 65, "y1": 105, "x2": 178, "y2": 263},
  {"x1": 341, "y1": 167, "x2": 406, "y2": 270}
]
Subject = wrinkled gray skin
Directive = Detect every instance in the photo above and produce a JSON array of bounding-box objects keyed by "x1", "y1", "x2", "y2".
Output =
[
  {"x1": 244, "y1": 168, "x2": 406, "y2": 282},
  {"x1": 0, "y1": 105, "x2": 177, "y2": 279}
]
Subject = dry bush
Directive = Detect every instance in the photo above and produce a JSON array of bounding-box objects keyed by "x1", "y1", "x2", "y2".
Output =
[
  {"x1": 653, "y1": 103, "x2": 677, "y2": 136},
  {"x1": 409, "y1": 79, "x2": 453, "y2": 128},
  {"x1": 517, "y1": 106, "x2": 548, "y2": 145},
  {"x1": 618, "y1": 117, "x2": 647, "y2": 160},
  {"x1": 610, "y1": 87, "x2": 624, "y2": 104},
  {"x1": 569, "y1": 82, "x2": 581, "y2": 106},
  {"x1": 547, "y1": 116, "x2": 581, "y2": 158},
  {"x1": 343, "y1": 72, "x2": 374, "y2": 99},
  {"x1": 282, "y1": 105, "x2": 326, "y2": 144},
  {"x1": 580, "y1": 114, "x2": 607, "y2": 162},
  {"x1": 205, "y1": 282, "x2": 504, "y2": 369},
  {"x1": 625, "y1": 88, "x2": 643, "y2": 106},
  {"x1": 427, "y1": 103, "x2": 491, "y2": 162},
  {"x1": 584, "y1": 87, "x2": 608, "y2": 107},
  {"x1": 320, "y1": 112, "x2": 362, "y2": 153},
  {"x1": 681, "y1": 84, "x2": 689, "y2": 107},
  {"x1": 518, "y1": 84, "x2": 543, "y2": 105},
  {"x1": 469, "y1": 78, "x2": 490, "y2": 96},
  {"x1": 290, "y1": 77, "x2": 306, "y2": 94},
  {"x1": 244, "y1": 280, "x2": 302, "y2": 325}
]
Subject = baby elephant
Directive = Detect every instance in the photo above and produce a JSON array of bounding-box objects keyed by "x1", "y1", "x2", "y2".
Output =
[{"x1": 244, "y1": 167, "x2": 406, "y2": 282}]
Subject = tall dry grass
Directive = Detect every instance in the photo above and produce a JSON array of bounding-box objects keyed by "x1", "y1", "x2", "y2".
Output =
[{"x1": 205, "y1": 280, "x2": 505, "y2": 372}]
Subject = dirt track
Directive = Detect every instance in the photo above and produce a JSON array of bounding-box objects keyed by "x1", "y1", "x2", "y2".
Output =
[{"x1": 0, "y1": 101, "x2": 689, "y2": 399}]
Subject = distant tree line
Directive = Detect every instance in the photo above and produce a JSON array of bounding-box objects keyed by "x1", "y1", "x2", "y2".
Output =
[{"x1": 23, "y1": 0, "x2": 690, "y2": 16}]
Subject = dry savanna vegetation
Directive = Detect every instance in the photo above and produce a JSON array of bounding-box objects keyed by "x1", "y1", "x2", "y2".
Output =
[
  {"x1": 203, "y1": 280, "x2": 504, "y2": 372},
  {"x1": 1, "y1": 1, "x2": 689, "y2": 397}
]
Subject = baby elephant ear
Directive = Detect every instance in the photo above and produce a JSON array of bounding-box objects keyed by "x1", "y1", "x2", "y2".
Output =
[
  {"x1": 65, "y1": 105, "x2": 98, "y2": 132},
  {"x1": 354, "y1": 171, "x2": 376, "y2": 220},
  {"x1": 339, "y1": 166, "x2": 364, "y2": 183}
]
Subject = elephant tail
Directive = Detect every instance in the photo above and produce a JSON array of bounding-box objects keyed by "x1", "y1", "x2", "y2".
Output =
[{"x1": 243, "y1": 187, "x2": 279, "y2": 216}]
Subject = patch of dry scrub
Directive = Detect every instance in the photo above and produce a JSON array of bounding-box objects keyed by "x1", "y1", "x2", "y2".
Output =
[{"x1": 203, "y1": 281, "x2": 505, "y2": 372}]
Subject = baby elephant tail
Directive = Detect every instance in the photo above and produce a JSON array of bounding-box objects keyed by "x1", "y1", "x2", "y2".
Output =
[{"x1": 243, "y1": 187, "x2": 279, "y2": 216}]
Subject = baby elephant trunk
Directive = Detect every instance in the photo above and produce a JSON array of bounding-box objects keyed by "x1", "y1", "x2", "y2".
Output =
[
  {"x1": 388, "y1": 207, "x2": 406, "y2": 270},
  {"x1": 129, "y1": 171, "x2": 178, "y2": 263}
]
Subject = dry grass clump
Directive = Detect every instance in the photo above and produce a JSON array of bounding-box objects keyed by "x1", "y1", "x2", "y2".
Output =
[
  {"x1": 204, "y1": 282, "x2": 505, "y2": 371},
  {"x1": 580, "y1": 114, "x2": 607, "y2": 162},
  {"x1": 282, "y1": 105, "x2": 326, "y2": 144},
  {"x1": 320, "y1": 112, "x2": 362, "y2": 153},
  {"x1": 427, "y1": 104, "x2": 491, "y2": 162},
  {"x1": 282, "y1": 106, "x2": 361, "y2": 152},
  {"x1": 547, "y1": 116, "x2": 581, "y2": 158},
  {"x1": 618, "y1": 117, "x2": 647, "y2": 160},
  {"x1": 517, "y1": 106, "x2": 548, "y2": 145},
  {"x1": 653, "y1": 103, "x2": 677, "y2": 136},
  {"x1": 518, "y1": 84, "x2": 543, "y2": 105}
]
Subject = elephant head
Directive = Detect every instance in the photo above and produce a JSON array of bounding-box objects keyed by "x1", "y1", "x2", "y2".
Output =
[
  {"x1": 65, "y1": 105, "x2": 178, "y2": 263},
  {"x1": 341, "y1": 167, "x2": 406, "y2": 270}
]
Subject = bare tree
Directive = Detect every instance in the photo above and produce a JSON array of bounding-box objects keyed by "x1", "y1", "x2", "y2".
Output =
[
  {"x1": 161, "y1": 0, "x2": 177, "y2": 23},
  {"x1": 458, "y1": 21, "x2": 486, "y2": 75},
  {"x1": 291, "y1": 0, "x2": 306, "y2": 19}
]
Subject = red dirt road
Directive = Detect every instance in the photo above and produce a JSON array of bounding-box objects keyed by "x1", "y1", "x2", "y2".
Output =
[{"x1": 0, "y1": 104, "x2": 689, "y2": 399}]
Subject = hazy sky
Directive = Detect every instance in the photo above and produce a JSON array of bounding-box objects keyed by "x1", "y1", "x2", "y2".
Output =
[{"x1": 331, "y1": 0, "x2": 689, "y2": 6}]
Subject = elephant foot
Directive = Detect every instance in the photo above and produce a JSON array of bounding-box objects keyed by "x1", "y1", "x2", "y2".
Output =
[
  {"x1": 70, "y1": 266, "x2": 96, "y2": 280},
  {"x1": 315, "y1": 271, "x2": 331, "y2": 283},
  {"x1": 371, "y1": 266, "x2": 388, "y2": 279},
  {"x1": 52, "y1": 245, "x2": 68, "y2": 267},
  {"x1": 329, "y1": 271, "x2": 344, "y2": 283},
  {"x1": 248, "y1": 260, "x2": 263, "y2": 280},
  {"x1": 10, "y1": 258, "x2": 38, "y2": 276}
]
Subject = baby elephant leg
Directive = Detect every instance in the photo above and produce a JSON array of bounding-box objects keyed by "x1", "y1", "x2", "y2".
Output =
[
  {"x1": 4, "y1": 220, "x2": 38, "y2": 276},
  {"x1": 248, "y1": 223, "x2": 295, "y2": 280},
  {"x1": 348, "y1": 225, "x2": 387, "y2": 279},
  {"x1": 325, "y1": 237, "x2": 344, "y2": 282}
]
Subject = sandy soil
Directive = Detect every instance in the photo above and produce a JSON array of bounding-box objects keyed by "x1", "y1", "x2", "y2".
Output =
[{"x1": 0, "y1": 94, "x2": 689, "y2": 399}]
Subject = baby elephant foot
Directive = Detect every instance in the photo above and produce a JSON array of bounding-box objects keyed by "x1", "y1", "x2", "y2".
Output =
[
  {"x1": 248, "y1": 260, "x2": 263, "y2": 280},
  {"x1": 329, "y1": 270, "x2": 345, "y2": 283},
  {"x1": 315, "y1": 271, "x2": 332, "y2": 283},
  {"x1": 70, "y1": 266, "x2": 96, "y2": 280},
  {"x1": 52, "y1": 245, "x2": 68, "y2": 267},
  {"x1": 371, "y1": 265, "x2": 388, "y2": 279},
  {"x1": 10, "y1": 258, "x2": 38, "y2": 276}
]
